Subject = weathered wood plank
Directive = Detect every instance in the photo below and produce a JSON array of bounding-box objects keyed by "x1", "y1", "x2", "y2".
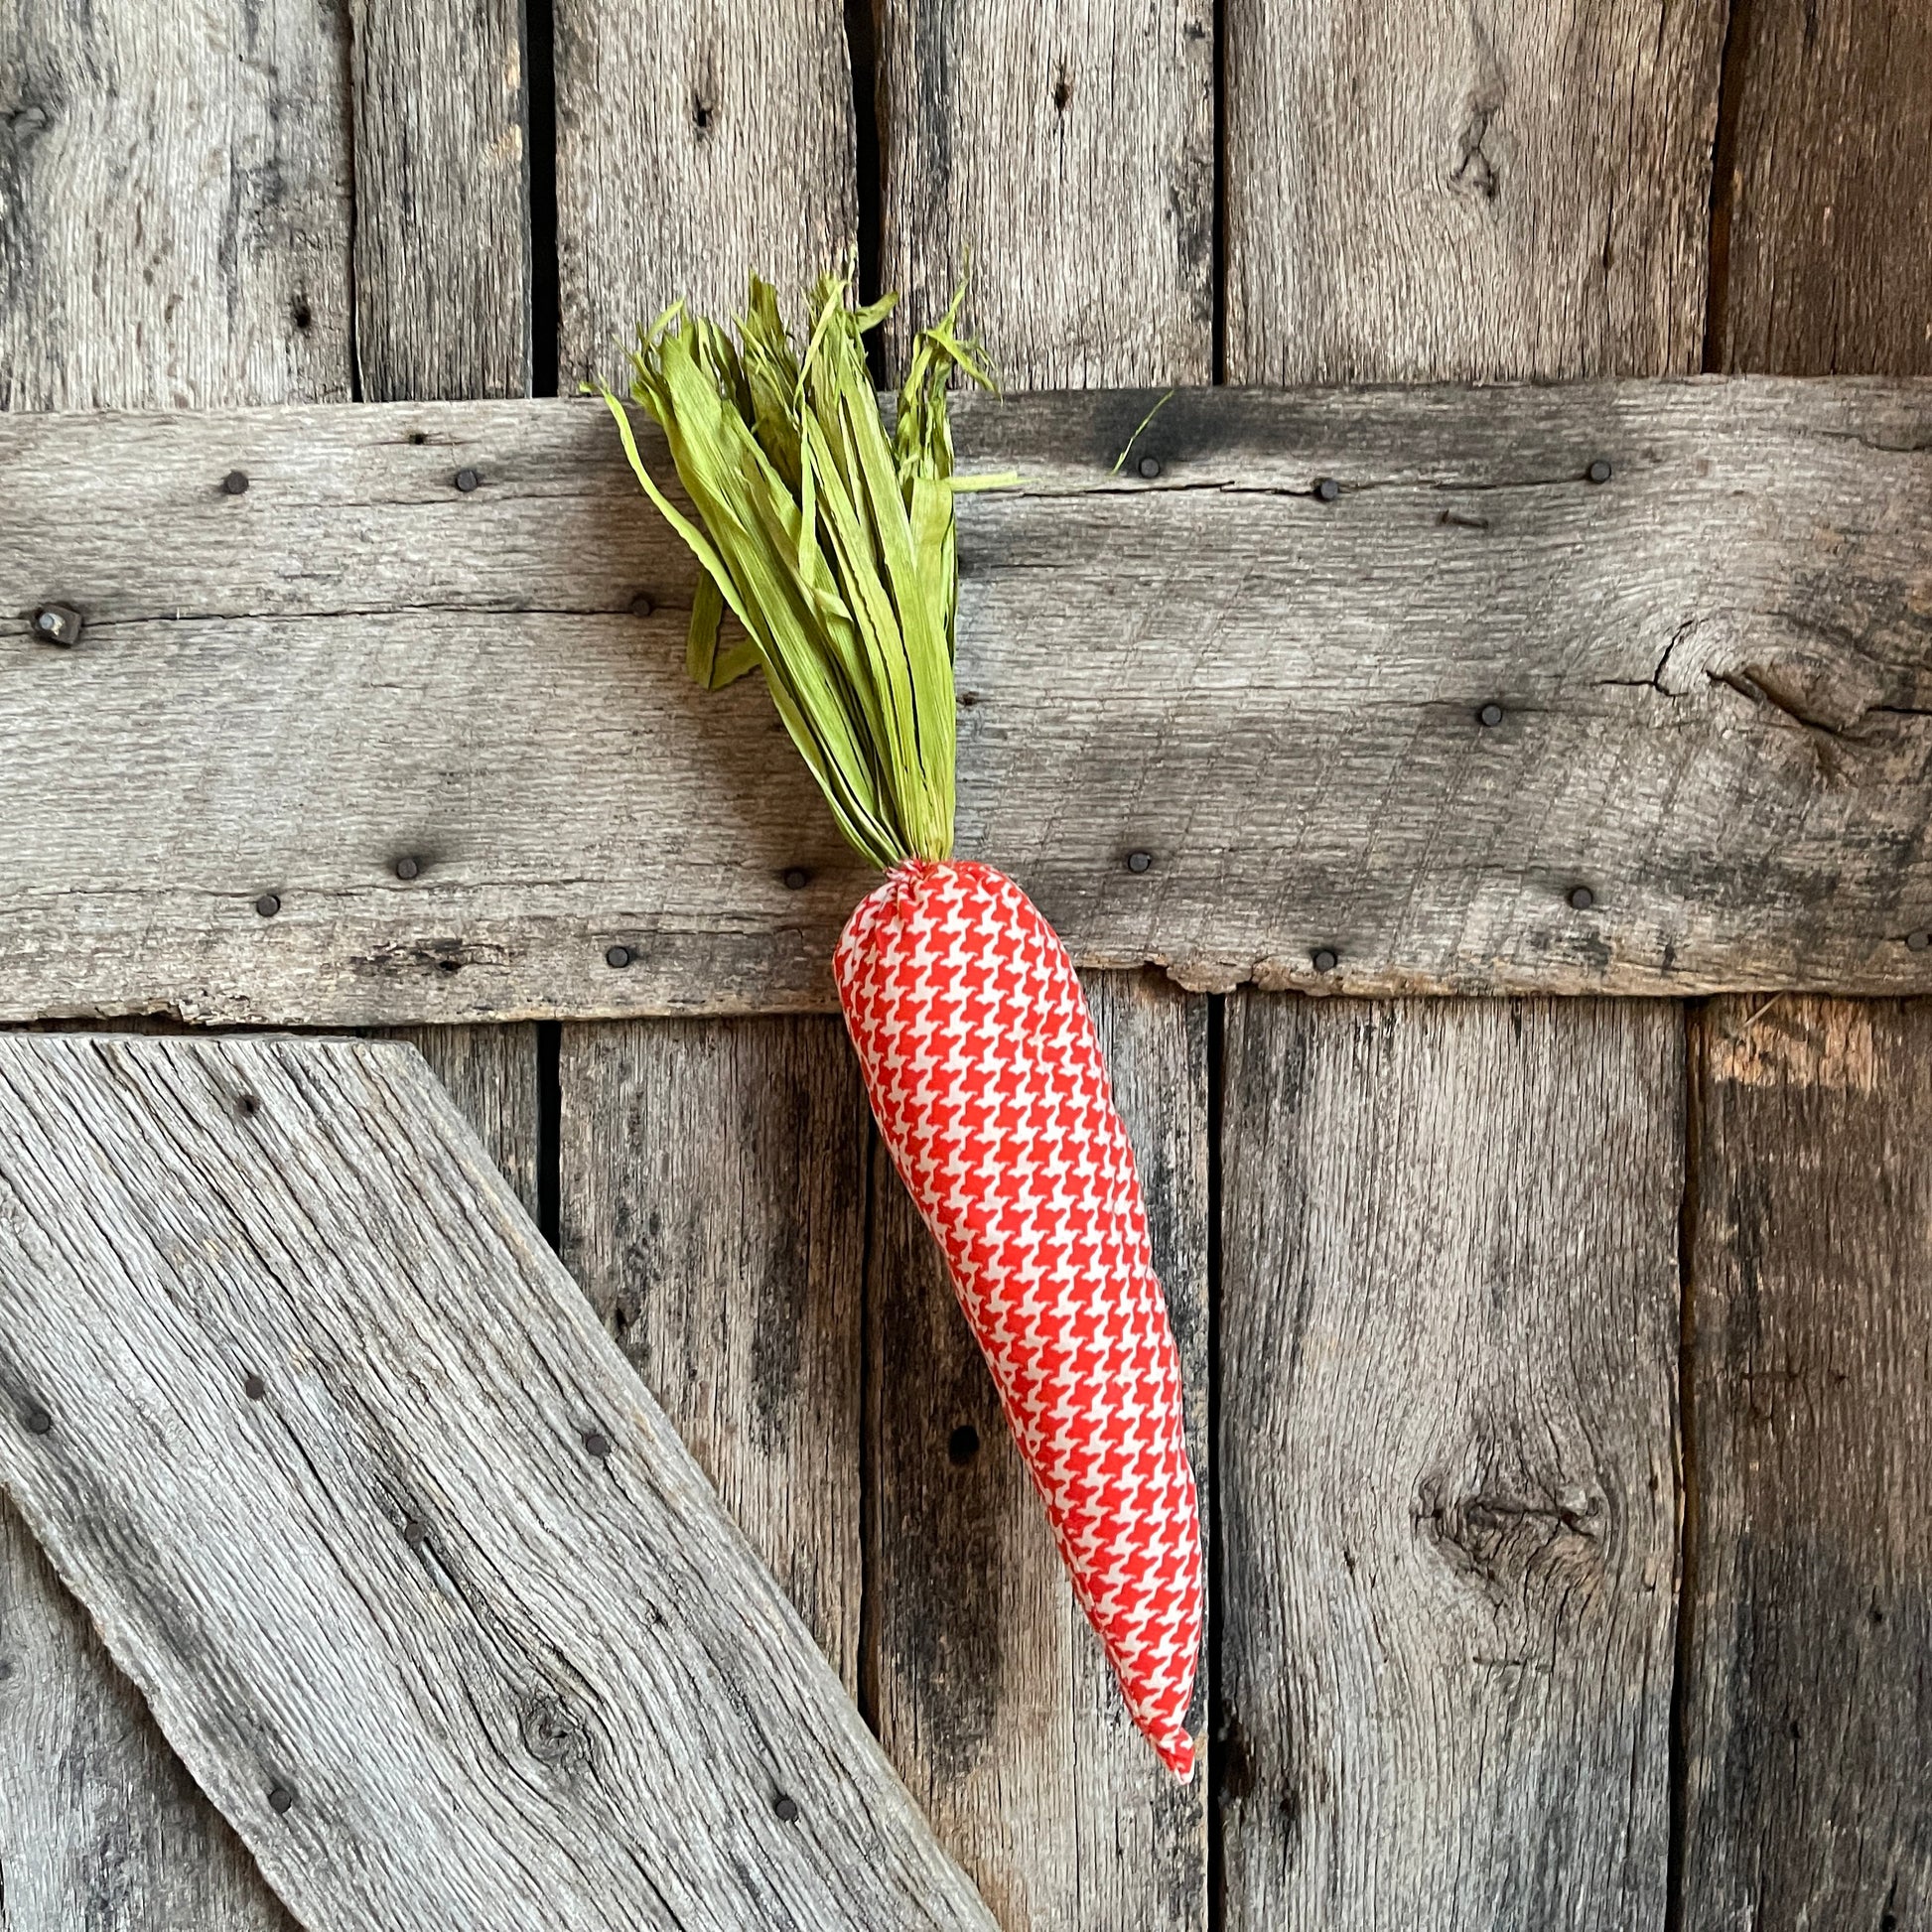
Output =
[
  {"x1": 347, "y1": 0, "x2": 531, "y2": 401},
  {"x1": 0, "y1": 0, "x2": 353, "y2": 410},
  {"x1": 876, "y1": 0, "x2": 1214, "y2": 387},
  {"x1": 1223, "y1": 0, "x2": 1727, "y2": 383},
  {"x1": 551, "y1": 0, "x2": 855, "y2": 392},
  {"x1": 389, "y1": 1023, "x2": 540, "y2": 1218},
  {"x1": 1219, "y1": 999, "x2": 1682, "y2": 1926},
  {"x1": 5, "y1": 380, "x2": 1932, "y2": 1023},
  {"x1": 870, "y1": 974, "x2": 1209, "y2": 1928},
  {"x1": 556, "y1": 1017, "x2": 868, "y2": 1687},
  {"x1": 1680, "y1": 998, "x2": 1932, "y2": 1924},
  {"x1": 0, "y1": 1503, "x2": 294, "y2": 1931},
  {"x1": 1713, "y1": 0, "x2": 1932, "y2": 379},
  {"x1": 0, "y1": 1034, "x2": 993, "y2": 1931}
]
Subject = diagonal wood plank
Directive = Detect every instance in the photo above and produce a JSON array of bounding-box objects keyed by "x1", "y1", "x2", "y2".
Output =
[{"x1": 0, "y1": 1034, "x2": 992, "y2": 1932}]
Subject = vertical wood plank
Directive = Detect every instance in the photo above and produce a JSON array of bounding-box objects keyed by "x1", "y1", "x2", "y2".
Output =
[
  {"x1": 1220, "y1": 1000, "x2": 1682, "y2": 1926},
  {"x1": 348, "y1": 0, "x2": 533, "y2": 399},
  {"x1": 550, "y1": 11, "x2": 866, "y2": 1680},
  {"x1": 876, "y1": 0, "x2": 1215, "y2": 387},
  {"x1": 1, "y1": 3, "x2": 537, "y2": 1917},
  {"x1": 872, "y1": 23, "x2": 1213, "y2": 1920},
  {"x1": 1712, "y1": 0, "x2": 1932, "y2": 377},
  {"x1": 552, "y1": 0, "x2": 856, "y2": 390},
  {"x1": 0, "y1": 0, "x2": 352, "y2": 410},
  {"x1": 1688, "y1": 18, "x2": 1932, "y2": 1916},
  {"x1": 1223, "y1": 0, "x2": 1728, "y2": 383},
  {"x1": 1219, "y1": 9, "x2": 1720, "y2": 1920},
  {"x1": 1682, "y1": 999, "x2": 1932, "y2": 1925},
  {"x1": 870, "y1": 975, "x2": 1209, "y2": 1930},
  {"x1": 557, "y1": 1019, "x2": 869, "y2": 1684}
]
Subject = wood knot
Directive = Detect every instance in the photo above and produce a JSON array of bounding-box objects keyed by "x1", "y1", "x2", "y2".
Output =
[{"x1": 519, "y1": 1693, "x2": 591, "y2": 1770}]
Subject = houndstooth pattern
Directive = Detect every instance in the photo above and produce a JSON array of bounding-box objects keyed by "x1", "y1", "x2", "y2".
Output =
[{"x1": 835, "y1": 859, "x2": 1202, "y2": 1777}]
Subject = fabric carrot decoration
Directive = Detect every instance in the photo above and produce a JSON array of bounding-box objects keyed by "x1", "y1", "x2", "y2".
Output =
[{"x1": 601, "y1": 274, "x2": 1202, "y2": 1779}]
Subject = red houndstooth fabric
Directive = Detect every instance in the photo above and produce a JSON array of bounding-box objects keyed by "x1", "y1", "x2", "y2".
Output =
[{"x1": 835, "y1": 858, "x2": 1202, "y2": 1776}]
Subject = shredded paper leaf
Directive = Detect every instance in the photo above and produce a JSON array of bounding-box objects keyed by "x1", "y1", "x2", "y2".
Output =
[{"x1": 602, "y1": 272, "x2": 1006, "y2": 871}]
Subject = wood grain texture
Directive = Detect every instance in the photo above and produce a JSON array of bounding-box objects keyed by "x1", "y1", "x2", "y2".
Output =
[
  {"x1": 348, "y1": 0, "x2": 531, "y2": 400},
  {"x1": 551, "y1": 0, "x2": 855, "y2": 392},
  {"x1": 1713, "y1": 0, "x2": 1932, "y2": 378},
  {"x1": 869, "y1": 974, "x2": 1209, "y2": 1929},
  {"x1": 1224, "y1": 0, "x2": 1728, "y2": 383},
  {"x1": 388, "y1": 1023, "x2": 540, "y2": 1217},
  {"x1": 1219, "y1": 999, "x2": 1682, "y2": 1928},
  {"x1": 6, "y1": 381, "x2": 1932, "y2": 1023},
  {"x1": 1680, "y1": 998, "x2": 1932, "y2": 1926},
  {"x1": 0, "y1": 1033, "x2": 994, "y2": 1931},
  {"x1": 0, "y1": 0, "x2": 352, "y2": 410},
  {"x1": 876, "y1": 0, "x2": 1215, "y2": 387},
  {"x1": 556, "y1": 1017, "x2": 869, "y2": 1687},
  {"x1": 0, "y1": 1503, "x2": 294, "y2": 1932}
]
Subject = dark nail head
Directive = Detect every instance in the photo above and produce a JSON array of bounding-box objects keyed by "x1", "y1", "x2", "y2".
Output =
[
  {"x1": 782, "y1": 867, "x2": 810, "y2": 892},
  {"x1": 1138, "y1": 455, "x2": 1162, "y2": 480},
  {"x1": 583, "y1": 1431, "x2": 613, "y2": 1459},
  {"x1": 243, "y1": 1372, "x2": 267, "y2": 1400},
  {"x1": 22, "y1": 1407, "x2": 52, "y2": 1437},
  {"x1": 1314, "y1": 477, "x2": 1341, "y2": 502},
  {"x1": 454, "y1": 467, "x2": 482, "y2": 492},
  {"x1": 267, "y1": 1785, "x2": 295, "y2": 1815},
  {"x1": 1569, "y1": 885, "x2": 1596, "y2": 911},
  {"x1": 1477, "y1": 702, "x2": 1505, "y2": 728},
  {"x1": 1907, "y1": 929, "x2": 1931, "y2": 952},
  {"x1": 605, "y1": 945, "x2": 631, "y2": 970},
  {"x1": 947, "y1": 1423, "x2": 980, "y2": 1465},
  {"x1": 773, "y1": 1793, "x2": 800, "y2": 1823},
  {"x1": 1587, "y1": 459, "x2": 1613, "y2": 485},
  {"x1": 402, "y1": 1518, "x2": 427, "y2": 1549},
  {"x1": 1126, "y1": 850, "x2": 1153, "y2": 874},
  {"x1": 628, "y1": 593, "x2": 655, "y2": 619},
  {"x1": 1311, "y1": 948, "x2": 1339, "y2": 974},
  {"x1": 222, "y1": 471, "x2": 250, "y2": 495},
  {"x1": 254, "y1": 894, "x2": 282, "y2": 918},
  {"x1": 33, "y1": 604, "x2": 81, "y2": 646},
  {"x1": 394, "y1": 856, "x2": 421, "y2": 881}
]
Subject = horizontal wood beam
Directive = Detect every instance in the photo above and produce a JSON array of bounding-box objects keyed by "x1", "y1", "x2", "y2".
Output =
[
  {"x1": 0, "y1": 1034, "x2": 993, "y2": 1931},
  {"x1": 3, "y1": 379, "x2": 1930, "y2": 1024}
]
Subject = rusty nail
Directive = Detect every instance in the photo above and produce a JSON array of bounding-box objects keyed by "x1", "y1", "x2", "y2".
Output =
[
  {"x1": 1908, "y1": 929, "x2": 1931, "y2": 952},
  {"x1": 454, "y1": 467, "x2": 481, "y2": 493},
  {"x1": 33, "y1": 604, "x2": 82, "y2": 646},
  {"x1": 222, "y1": 471, "x2": 250, "y2": 495},
  {"x1": 782, "y1": 868, "x2": 810, "y2": 892},
  {"x1": 1138, "y1": 455, "x2": 1162, "y2": 480},
  {"x1": 267, "y1": 1785, "x2": 295, "y2": 1815},
  {"x1": 1477, "y1": 702, "x2": 1505, "y2": 728},
  {"x1": 243, "y1": 1372, "x2": 267, "y2": 1400},
  {"x1": 403, "y1": 1518, "x2": 427, "y2": 1549},
  {"x1": 583, "y1": 1431, "x2": 613, "y2": 1459},
  {"x1": 1127, "y1": 850, "x2": 1153, "y2": 874},
  {"x1": 1314, "y1": 477, "x2": 1341, "y2": 502},
  {"x1": 772, "y1": 1794, "x2": 800, "y2": 1823},
  {"x1": 22, "y1": 1406, "x2": 52, "y2": 1437},
  {"x1": 394, "y1": 856, "x2": 421, "y2": 881},
  {"x1": 1587, "y1": 459, "x2": 1613, "y2": 485},
  {"x1": 947, "y1": 1424, "x2": 980, "y2": 1466},
  {"x1": 605, "y1": 944, "x2": 631, "y2": 970},
  {"x1": 1569, "y1": 885, "x2": 1596, "y2": 911},
  {"x1": 1311, "y1": 947, "x2": 1339, "y2": 974},
  {"x1": 255, "y1": 894, "x2": 282, "y2": 918}
]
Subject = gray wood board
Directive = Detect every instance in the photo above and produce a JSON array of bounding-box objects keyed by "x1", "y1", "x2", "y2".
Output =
[
  {"x1": 1679, "y1": 999, "x2": 1932, "y2": 1921},
  {"x1": 1218, "y1": 998, "x2": 1683, "y2": 1928},
  {"x1": 557, "y1": 1016, "x2": 870, "y2": 1692},
  {"x1": 5, "y1": 380, "x2": 1932, "y2": 1023},
  {"x1": 0, "y1": 1033, "x2": 993, "y2": 1931},
  {"x1": 868, "y1": 973, "x2": 1210, "y2": 1928},
  {"x1": 1223, "y1": 0, "x2": 1726, "y2": 383}
]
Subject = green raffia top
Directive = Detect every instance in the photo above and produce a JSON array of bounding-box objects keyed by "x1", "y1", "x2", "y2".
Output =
[{"x1": 600, "y1": 273, "x2": 1011, "y2": 872}]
